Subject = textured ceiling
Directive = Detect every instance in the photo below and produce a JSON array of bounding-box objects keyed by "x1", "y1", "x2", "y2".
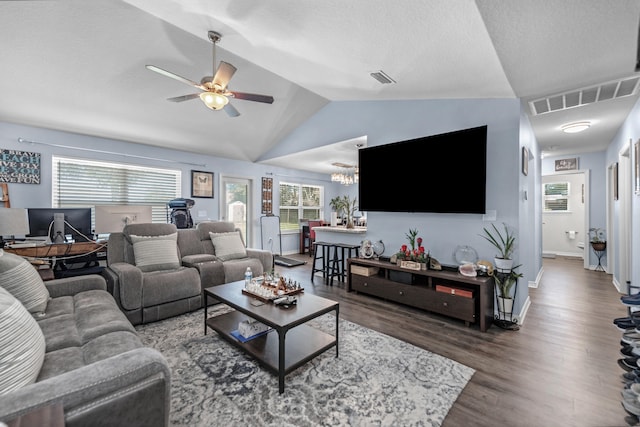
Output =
[{"x1": 1, "y1": 0, "x2": 639, "y2": 173}]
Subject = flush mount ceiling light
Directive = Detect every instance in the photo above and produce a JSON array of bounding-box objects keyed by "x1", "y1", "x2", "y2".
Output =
[{"x1": 561, "y1": 121, "x2": 591, "y2": 134}]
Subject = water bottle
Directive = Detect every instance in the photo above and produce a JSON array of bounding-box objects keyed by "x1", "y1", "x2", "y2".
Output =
[{"x1": 245, "y1": 267, "x2": 253, "y2": 287}]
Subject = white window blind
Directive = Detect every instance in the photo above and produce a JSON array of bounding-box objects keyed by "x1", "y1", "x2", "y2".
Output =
[
  {"x1": 52, "y1": 156, "x2": 181, "y2": 224},
  {"x1": 279, "y1": 182, "x2": 323, "y2": 232},
  {"x1": 543, "y1": 182, "x2": 569, "y2": 212}
]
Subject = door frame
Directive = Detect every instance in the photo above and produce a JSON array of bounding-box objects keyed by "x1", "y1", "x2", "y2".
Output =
[{"x1": 219, "y1": 175, "x2": 253, "y2": 247}]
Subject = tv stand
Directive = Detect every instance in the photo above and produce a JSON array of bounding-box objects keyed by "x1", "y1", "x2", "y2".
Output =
[{"x1": 347, "y1": 258, "x2": 494, "y2": 332}]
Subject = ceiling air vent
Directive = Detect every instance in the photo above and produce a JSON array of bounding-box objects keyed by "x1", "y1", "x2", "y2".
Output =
[
  {"x1": 370, "y1": 70, "x2": 396, "y2": 84},
  {"x1": 529, "y1": 76, "x2": 640, "y2": 116}
]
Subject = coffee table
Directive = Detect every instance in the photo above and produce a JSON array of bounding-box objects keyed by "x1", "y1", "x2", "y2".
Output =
[{"x1": 204, "y1": 280, "x2": 339, "y2": 393}]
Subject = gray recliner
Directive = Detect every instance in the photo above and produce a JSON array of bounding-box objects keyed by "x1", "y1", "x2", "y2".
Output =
[{"x1": 103, "y1": 223, "x2": 202, "y2": 325}]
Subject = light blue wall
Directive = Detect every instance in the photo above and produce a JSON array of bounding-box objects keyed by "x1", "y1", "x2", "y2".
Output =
[
  {"x1": 605, "y1": 95, "x2": 640, "y2": 292},
  {"x1": 264, "y1": 98, "x2": 536, "y2": 313},
  {"x1": 2, "y1": 96, "x2": 542, "y2": 315},
  {"x1": 0, "y1": 121, "x2": 333, "y2": 253}
]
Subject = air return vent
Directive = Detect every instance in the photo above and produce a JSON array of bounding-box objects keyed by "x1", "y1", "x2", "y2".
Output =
[
  {"x1": 529, "y1": 76, "x2": 640, "y2": 116},
  {"x1": 370, "y1": 70, "x2": 396, "y2": 84}
]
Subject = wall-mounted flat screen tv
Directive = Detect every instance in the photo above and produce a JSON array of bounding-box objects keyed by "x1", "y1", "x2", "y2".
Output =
[{"x1": 358, "y1": 125, "x2": 487, "y2": 214}]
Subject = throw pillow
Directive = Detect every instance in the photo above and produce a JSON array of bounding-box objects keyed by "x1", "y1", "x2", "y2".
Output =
[
  {"x1": 0, "y1": 286, "x2": 46, "y2": 396},
  {"x1": 209, "y1": 231, "x2": 247, "y2": 261},
  {"x1": 130, "y1": 233, "x2": 180, "y2": 272},
  {"x1": 0, "y1": 250, "x2": 50, "y2": 315}
]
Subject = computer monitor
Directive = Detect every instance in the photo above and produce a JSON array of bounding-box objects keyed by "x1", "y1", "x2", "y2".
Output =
[
  {"x1": 27, "y1": 208, "x2": 93, "y2": 243},
  {"x1": 94, "y1": 205, "x2": 152, "y2": 234}
]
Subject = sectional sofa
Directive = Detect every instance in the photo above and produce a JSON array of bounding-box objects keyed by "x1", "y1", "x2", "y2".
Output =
[{"x1": 0, "y1": 251, "x2": 170, "y2": 426}]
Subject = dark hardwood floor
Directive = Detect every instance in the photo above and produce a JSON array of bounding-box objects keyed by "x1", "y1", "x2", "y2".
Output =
[{"x1": 274, "y1": 253, "x2": 631, "y2": 427}]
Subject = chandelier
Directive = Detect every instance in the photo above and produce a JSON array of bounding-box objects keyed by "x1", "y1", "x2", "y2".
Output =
[{"x1": 330, "y1": 163, "x2": 359, "y2": 186}]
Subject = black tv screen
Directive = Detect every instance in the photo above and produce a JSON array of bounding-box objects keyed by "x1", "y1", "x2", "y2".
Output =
[
  {"x1": 358, "y1": 125, "x2": 487, "y2": 214},
  {"x1": 27, "y1": 208, "x2": 93, "y2": 242}
]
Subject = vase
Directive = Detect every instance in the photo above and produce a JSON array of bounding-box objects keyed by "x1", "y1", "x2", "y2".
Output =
[
  {"x1": 494, "y1": 257, "x2": 513, "y2": 273},
  {"x1": 497, "y1": 296, "x2": 514, "y2": 314},
  {"x1": 346, "y1": 217, "x2": 354, "y2": 229}
]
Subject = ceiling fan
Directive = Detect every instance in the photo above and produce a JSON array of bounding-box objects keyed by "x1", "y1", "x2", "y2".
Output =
[{"x1": 146, "y1": 31, "x2": 274, "y2": 117}]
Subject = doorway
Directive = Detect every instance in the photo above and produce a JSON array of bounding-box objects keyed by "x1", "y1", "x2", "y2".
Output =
[
  {"x1": 611, "y1": 143, "x2": 632, "y2": 292},
  {"x1": 541, "y1": 171, "x2": 589, "y2": 266},
  {"x1": 220, "y1": 176, "x2": 252, "y2": 247}
]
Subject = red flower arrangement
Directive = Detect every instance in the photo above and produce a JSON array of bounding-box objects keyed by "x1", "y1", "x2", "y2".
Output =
[{"x1": 396, "y1": 229, "x2": 428, "y2": 263}]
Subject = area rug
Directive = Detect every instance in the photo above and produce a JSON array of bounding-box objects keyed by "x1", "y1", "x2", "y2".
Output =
[{"x1": 135, "y1": 307, "x2": 475, "y2": 426}]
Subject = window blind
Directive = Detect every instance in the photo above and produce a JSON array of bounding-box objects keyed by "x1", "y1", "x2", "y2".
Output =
[
  {"x1": 279, "y1": 182, "x2": 323, "y2": 231},
  {"x1": 52, "y1": 156, "x2": 181, "y2": 223}
]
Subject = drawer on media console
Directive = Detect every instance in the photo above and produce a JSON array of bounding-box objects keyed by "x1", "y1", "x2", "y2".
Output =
[
  {"x1": 429, "y1": 292, "x2": 476, "y2": 323},
  {"x1": 351, "y1": 275, "x2": 433, "y2": 304}
]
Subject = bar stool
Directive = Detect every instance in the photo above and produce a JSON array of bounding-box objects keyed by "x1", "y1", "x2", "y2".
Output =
[
  {"x1": 311, "y1": 241, "x2": 332, "y2": 283},
  {"x1": 334, "y1": 243, "x2": 361, "y2": 283}
]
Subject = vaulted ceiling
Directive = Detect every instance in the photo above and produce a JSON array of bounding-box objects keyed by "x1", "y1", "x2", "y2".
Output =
[{"x1": 1, "y1": 0, "x2": 639, "y2": 174}]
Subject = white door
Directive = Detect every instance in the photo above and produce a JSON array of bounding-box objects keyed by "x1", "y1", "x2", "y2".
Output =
[{"x1": 220, "y1": 176, "x2": 252, "y2": 247}]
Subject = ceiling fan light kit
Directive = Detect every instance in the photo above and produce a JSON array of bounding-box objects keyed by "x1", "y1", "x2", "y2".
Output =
[
  {"x1": 561, "y1": 121, "x2": 591, "y2": 133},
  {"x1": 199, "y1": 92, "x2": 228, "y2": 110},
  {"x1": 146, "y1": 30, "x2": 273, "y2": 117}
]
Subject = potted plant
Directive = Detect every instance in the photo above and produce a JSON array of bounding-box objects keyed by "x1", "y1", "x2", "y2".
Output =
[
  {"x1": 329, "y1": 196, "x2": 344, "y2": 226},
  {"x1": 332, "y1": 195, "x2": 357, "y2": 229},
  {"x1": 589, "y1": 227, "x2": 606, "y2": 251},
  {"x1": 480, "y1": 222, "x2": 516, "y2": 272},
  {"x1": 494, "y1": 265, "x2": 523, "y2": 316}
]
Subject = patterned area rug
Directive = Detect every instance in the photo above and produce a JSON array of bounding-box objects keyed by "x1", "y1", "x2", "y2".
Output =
[{"x1": 136, "y1": 306, "x2": 475, "y2": 426}]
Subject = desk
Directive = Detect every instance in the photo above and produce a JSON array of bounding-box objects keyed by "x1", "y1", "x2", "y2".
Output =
[
  {"x1": 4, "y1": 241, "x2": 106, "y2": 258},
  {"x1": 4, "y1": 241, "x2": 107, "y2": 278}
]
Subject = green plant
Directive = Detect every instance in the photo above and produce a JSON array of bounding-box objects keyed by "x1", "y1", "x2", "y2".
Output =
[
  {"x1": 329, "y1": 196, "x2": 344, "y2": 216},
  {"x1": 480, "y1": 223, "x2": 516, "y2": 260},
  {"x1": 494, "y1": 265, "x2": 523, "y2": 298},
  {"x1": 589, "y1": 227, "x2": 606, "y2": 243}
]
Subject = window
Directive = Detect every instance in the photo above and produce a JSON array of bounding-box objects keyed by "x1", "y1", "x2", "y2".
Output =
[
  {"x1": 279, "y1": 182, "x2": 323, "y2": 232},
  {"x1": 52, "y1": 156, "x2": 181, "y2": 224},
  {"x1": 543, "y1": 182, "x2": 569, "y2": 212}
]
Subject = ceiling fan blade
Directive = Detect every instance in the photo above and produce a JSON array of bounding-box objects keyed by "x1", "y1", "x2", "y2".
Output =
[
  {"x1": 146, "y1": 65, "x2": 203, "y2": 89},
  {"x1": 167, "y1": 93, "x2": 201, "y2": 102},
  {"x1": 224, "y1": 102, "x2": 240, "y2": 117},
  {"x1": 230, "y1": 91, "x2": 274, "y2": 104},
  {"x1": 212, "y1": 61, "x2": 237, "y2": 90}
]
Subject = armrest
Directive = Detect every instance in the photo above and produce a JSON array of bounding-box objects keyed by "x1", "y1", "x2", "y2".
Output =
[
  {"x1": 103, "y1": 263, "x2": 144, "y2": 311},
  {"x1": 182, "y1": 255, "x2": 225, "y2": 289},
  {"x1": 44, "y1": 274, "x2": 107, "y2": 298},
  {"x1": 246, "y1": 248, "x2": 274, "y2": 272},
  {"x1": 0, "y1": 348, "x2": 171, "y2": 427}
]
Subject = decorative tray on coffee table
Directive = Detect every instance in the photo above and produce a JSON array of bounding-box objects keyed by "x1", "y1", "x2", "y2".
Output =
[{"x1": 242, "y1": 276, "x2": 304, "y2": 303}]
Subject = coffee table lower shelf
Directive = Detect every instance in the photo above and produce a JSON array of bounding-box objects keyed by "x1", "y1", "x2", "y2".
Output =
[{"x1": 206, "y1": 310, "x2": 337, "y2": 377}]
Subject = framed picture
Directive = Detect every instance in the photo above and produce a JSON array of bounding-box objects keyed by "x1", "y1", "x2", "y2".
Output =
[
  {"x1": 613, "y1": 162, "x2": 619, "y2": 200},
  {"x1": 635, "y1": 140, "x2": 640, "y2": 195},
  {"x1": 522, "y1": 146, "x2": 528, "y2": 176},
  {"x1": 555, "y1": 157, "x2": 578, "y2": 171},
  {"x1": 191, "y1": 170, "x2": 214, "y2": 198}
]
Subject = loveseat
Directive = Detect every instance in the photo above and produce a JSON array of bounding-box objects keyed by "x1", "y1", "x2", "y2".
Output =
[
  {"x1": 0, "y1": 251, "x2": 170, "y2": 427},
  {"x1": 103, "y1": 221, "x2": 273, "y2": 325}
]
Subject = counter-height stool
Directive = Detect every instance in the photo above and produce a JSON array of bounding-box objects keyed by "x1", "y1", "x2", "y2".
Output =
[
  {"x1": 311, "y1": 241, "x2": 340, "y2": 285},
  {"x1": 333, "y1": 243, "x2": 361, "y2": 283}
]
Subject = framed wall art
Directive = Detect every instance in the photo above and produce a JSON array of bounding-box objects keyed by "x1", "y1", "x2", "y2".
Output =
[
  {"x1": 555, "y1": 157, "x2": 578, "y2": 172},
  {"x1": 613, "y1": 162, "x2": 619, "y2": 201},
  {"x1": 191, "y1": 170, "x2": 214, "y2": 198},
  {"x1": 635, "y1": 140, "x2": 640, "y2": 195},
  {"x1": 0, "y1": 148, "x2": 41, "y2": 184},
  {"x1": 521, "y1": 146, "x2": 529, "y2": 176}
]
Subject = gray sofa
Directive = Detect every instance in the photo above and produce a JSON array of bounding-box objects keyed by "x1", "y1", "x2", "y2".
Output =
[
  {"x1": 103, "y1": 221, "x2": 273, "y2": 325},
  {"x1": 0, "y1": 273, "x2": 170, "y2": 427}
]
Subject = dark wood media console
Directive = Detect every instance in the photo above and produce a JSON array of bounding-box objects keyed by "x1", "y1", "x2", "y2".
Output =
[{"x1": 347, "y1": 258, "x2": 495, "y2": 332}]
